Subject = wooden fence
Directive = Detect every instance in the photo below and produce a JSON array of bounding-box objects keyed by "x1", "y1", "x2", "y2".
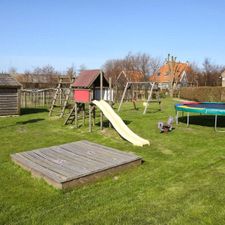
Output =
[{"x1": 21, "y1": 89, "x2": 56, "y2": 108}]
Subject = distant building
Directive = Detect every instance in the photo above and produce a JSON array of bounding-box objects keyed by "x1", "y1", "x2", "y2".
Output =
[
  {"x1": 149, "y1": 62, "x2": 192, "y2": 89},
  {"x1": 222, "y1": 71, "x2": 225, "y2": 87},
  {"x1": 13, "y1": 74, "x2": 61, "y2": 89}
]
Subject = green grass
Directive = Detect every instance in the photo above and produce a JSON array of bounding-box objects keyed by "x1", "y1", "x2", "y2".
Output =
[{"x1": 1, "y1": 98, "x2": 225, "y2": 225}]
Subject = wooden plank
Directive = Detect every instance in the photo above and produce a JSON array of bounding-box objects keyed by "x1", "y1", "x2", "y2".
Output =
[
  {"x1": 0, "y1": 102, "x2": 17, "y2": 105},
  {"x1": 66, "y1": 141, "x2": 137, "y2": 161},
  {"x1": 20, "y1": 152, "x2": 76, "y2": 177},
  {"x1": 65, "y1": 141, "x2": 139, "y2": 162},
  {"x1": 0, "y1": 107, "x2": 18, "y2": 110},
  {"x1": 42, "y1": 146, "x2": 106, "y2": 170},
  {"x1": 62, "y1": 143, "x2": 125, "y2": 166},
  {"x1": 0, "y1": 94, "x2": 18, "y2": 97},
  {"x1": 62, "y1": 159, "x2": 142, "y2": 189},
  {"x1": 35, "y1": 148, "x2": 93, "y2": 174},
  {"x1": 78, "y1": 142, "x2": 136, "y2": 161},
  {"x1": 11, "y1": 154, "x2": 66, "y2": 182},
  {"x1": 27, "y1": 151, "x2": 82, "y2": 176},
  {"x1": 0, "y1": 111, "x2": 18, "y2": 115},
  {"x1": 81, "y1": 140, "x2": 141, "y2": 158}
]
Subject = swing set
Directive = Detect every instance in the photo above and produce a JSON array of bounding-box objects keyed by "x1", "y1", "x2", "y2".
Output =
[{"x1": 117, "y1": 81, "x2": 161, "y2": 114}]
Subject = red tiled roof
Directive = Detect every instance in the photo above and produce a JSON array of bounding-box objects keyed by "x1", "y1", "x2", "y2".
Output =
[
  {"x1": 73, "y1": 69, "x2": 102, "y2": 88},
  {"x1": 149, "y1": 62, "x2": 191, "y2": 83},
  {"x1": 116, "y1": 70, "x2": 144, "y2": 84},
  {"x1": 126, "y1": 71, "x2": 144, "y2": 82}
]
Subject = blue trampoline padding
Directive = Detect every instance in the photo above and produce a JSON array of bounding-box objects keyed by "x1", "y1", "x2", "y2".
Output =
[{"x1": 175, "y1": 102, "x2": 225, "y2": 115}]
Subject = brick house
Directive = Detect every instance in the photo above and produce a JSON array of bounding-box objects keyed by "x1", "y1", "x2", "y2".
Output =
[{"x1": 149, "y1": 62, "x2": 192, "y2": 89}]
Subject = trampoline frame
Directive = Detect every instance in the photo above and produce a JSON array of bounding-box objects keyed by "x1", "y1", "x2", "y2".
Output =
[{"x1": 175, "y1": 102, "x2": 225, "y2": 132}]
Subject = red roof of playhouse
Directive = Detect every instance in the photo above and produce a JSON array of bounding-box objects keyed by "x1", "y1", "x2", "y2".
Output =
[
  {"x1": 73, "y1": 69, "x2": 104, "y2": 88},
  {"x1": 149, "y1": 62, "x2": 191, "y2": 83}
]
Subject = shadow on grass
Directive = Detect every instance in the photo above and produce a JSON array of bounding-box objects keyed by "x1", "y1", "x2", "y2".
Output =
[
  {"x1": 145, "y1": 109, "x2": 162, "y2": 114},
  {"x1": 0, "y1": 118, "x2": 45, "y2": 129},
  {"x1": 21, "y1": 108, "x2": 49, "y2": 115},
  {"x1": 178, "y1": 115, "x2": 225, "y2": 128},
  {"x1": 95, "y1": 120, "x2": 131, "y2": 127},
  {"x1": 16, "y1": 119, "x2": 44, "y2": 125}
]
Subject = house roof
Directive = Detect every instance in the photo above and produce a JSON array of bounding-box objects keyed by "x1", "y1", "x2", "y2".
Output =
[
  {"x1": 116, "y1": 70, "x2": 144, "y2": 84},
  {"x1": 0, "y1": 74, "x2": 22, "y2": 88},
  {"x1": 222, "y1": 70, "x2": 225, "y2": 78},
  {"x1": 126, "y1": 70, "x2": 144, "y2": 82},
  {"x1": 73, "y1": 69, "x2": 107, "y2": 88},
  {"x1": 14, "y1": 74, "x2": 60, "y2": 84},
  {"x1": 149, "y1": 62, "x2": 191, "y2": 83}
]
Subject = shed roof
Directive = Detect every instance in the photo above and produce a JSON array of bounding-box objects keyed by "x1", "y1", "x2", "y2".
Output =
[
  {"x1": 73, "y1": 69, "x2": 108, "y2": 88},
  {"x1": 0, "y1": 74, "x2": 22, "y2": 88}
]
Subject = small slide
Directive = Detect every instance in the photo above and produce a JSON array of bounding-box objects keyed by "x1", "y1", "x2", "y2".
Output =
[{"x1": 93, "y1": 100, "x2": 150, "y2": 147}]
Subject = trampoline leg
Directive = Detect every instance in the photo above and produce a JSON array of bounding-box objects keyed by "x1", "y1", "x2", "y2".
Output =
[
  {"x1": 214, "y1": 115, "x2": 225, "y2": 132},
  {"x1": 215, "y1": 115, "x2": 218, "y2": 132},
  {"x1": 176, "y1": 111, "x2": 179, "y2": 124},
  {"x1": 187, "y1": 112, "x2": 190, "y2": 127}
]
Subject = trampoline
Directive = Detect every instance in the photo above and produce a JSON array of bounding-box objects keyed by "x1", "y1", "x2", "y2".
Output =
[{"x1": 175, "y1": 102, "x2": 225, "y2": 132}]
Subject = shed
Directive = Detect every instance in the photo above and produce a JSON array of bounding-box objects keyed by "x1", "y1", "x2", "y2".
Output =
[
  {"x1": 73, "y1": 70, "x2": 110, "y2": 103},
  {"x1": 0, "y1": 74, "x2": 22, "y2": 116}
]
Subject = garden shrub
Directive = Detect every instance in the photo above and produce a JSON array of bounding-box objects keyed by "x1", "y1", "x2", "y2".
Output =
[{"x1": 180, "y1": 87, "x2": 225, "y2": 102}]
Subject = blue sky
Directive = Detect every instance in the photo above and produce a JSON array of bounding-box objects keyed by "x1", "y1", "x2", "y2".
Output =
[{"x1": 0, "y1": 0, "x2": 225, "y2": 72}]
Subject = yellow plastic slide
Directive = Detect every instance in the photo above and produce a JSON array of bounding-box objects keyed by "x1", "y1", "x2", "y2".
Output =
[{"x1": 93, "y1": 100, "x2": 150, "y2": 147}]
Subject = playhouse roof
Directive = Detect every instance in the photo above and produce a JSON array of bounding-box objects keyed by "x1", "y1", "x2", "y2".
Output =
[
  {"x1": 73, "y1": 69, "x2": 107, "y2": 88},
  {"x1": 0, "y1": 74, "x2": 22, "y2": 88}
]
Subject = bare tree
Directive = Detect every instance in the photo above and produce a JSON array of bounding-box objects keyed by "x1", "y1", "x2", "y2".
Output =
[
  {"x1": 66, "y1": 65, "x2": 76, "y2": 79},
  {"x1": 33, "y1": 65, "x2": 59, "y2": 75},
  {"x1": 103, "y1": 52, "x2": 162, "y2": 83},
  {"x1": 8, "y1": 67, "x2": 17, "y2": 75},
  {"x1": 202, "y1": 58, "x2": 223, "y2": 86}
]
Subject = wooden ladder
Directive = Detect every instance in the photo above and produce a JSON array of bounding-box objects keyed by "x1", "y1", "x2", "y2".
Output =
[
  {"x1": 49, "y1": 78, "x2": 63, "y2": 116},
  {"x1": 64, "y1": 104, "x2": 76, "y2": 125},
  {"x1": 59, "y1": 78, "x2": 75, "y2": 118},
  {"x1": 49, "y1": 77, "x2": 74, "y2": 117}
]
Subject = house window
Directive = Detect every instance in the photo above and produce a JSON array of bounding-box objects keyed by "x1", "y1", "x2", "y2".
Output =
[
  {"x1": 165, "y1": 71, "x2": 170, "y2": 76},
  {"x1": 157, "y1": 72, "x2": 160, "y2": 76}
]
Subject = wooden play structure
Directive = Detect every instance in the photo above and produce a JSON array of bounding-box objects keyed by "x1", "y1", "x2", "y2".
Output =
[
  {"x1": 49, "y1": 76, "x2": 75, "y2": 118},
  {"x1": 118, "y1": 81, "x2": 161, "y2": 114},
  {"x1": 64, "y1": 69, "x2": 112, "y2": 131},
  {"x1": 0, "y1": 74, "x2": 22, "y2": 116},
  {"x1": 64, "y1": 69, "x2": 149, "y2": 146}
]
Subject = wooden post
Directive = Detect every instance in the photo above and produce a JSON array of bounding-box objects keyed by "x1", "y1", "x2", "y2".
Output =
[
  {"x1": 100, "y1": 71, "x2": 103, "y2": 130},
  {"x1": 34, "y1": 92, "x2": 37, "y2": 108},
  {"x1": 82, "y1": 104, "x2": 85, "y2": 126},
  {"x1": 43, "y1": 91, "x2": 45, "y2": 106},
  {"x1": 89, "y1": 104, "x2": 92, "y2": 132},
  {"x1": 109, "y1": 77, "x2": 112, "y2": 128},
  {"x1": 143, "y1": 82, "x2": 155, "y2": 114},
  {"x1": 17, "y1": 89, "x2": 21, "y2": 114},
  {"x1": 118, "y1": 82, "x2": 129, "y2": 112},
  {"x1": 24, "y1": 91, "x2": 26, "y2": 108},
  {"x1": 93, "y1": 107, "x2": 96, "y2": 126},
  {"x1": 75, "y1": 103, "x2": 78, "y2": 128}
]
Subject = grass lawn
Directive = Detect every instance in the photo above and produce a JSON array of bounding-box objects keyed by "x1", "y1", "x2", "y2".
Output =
[{"x1": 1, "y1": 98, "x2": 225, "y2": 225}]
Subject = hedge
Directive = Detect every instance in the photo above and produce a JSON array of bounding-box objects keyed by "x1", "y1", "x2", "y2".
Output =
[{"x1": 180, "y1": 87, "x2": 225, "y2": 102}]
